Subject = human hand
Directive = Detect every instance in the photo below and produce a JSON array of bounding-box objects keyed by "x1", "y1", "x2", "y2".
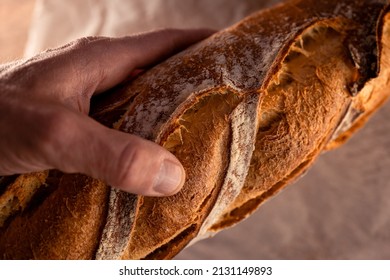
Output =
[{"x1": 0, "y1": 28, "x2": 213, "y2": 196}]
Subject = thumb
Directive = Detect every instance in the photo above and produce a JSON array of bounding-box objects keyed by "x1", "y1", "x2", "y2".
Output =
[{"x1": 45, "y1": 108, "x2": 185, "y2": 197}]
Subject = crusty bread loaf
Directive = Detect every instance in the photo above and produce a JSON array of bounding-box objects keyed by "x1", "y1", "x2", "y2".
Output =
[{"x1": 1, "y1": 0, "x2": 389, "y2": 259}]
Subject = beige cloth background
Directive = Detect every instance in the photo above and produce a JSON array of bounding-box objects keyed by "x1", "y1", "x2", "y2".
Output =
[{"x1": 24, "y1": 0, "x2": 390, "y2": 259}]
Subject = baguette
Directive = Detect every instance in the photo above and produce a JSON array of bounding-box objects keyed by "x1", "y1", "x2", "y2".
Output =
[{"x1": 1, "y1": 0, "x2": 389, "y2": 259}]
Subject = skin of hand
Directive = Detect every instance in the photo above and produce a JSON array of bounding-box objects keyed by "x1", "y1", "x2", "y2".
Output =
[{"x1": 0, "y1": 28, "x2": 214, "y2": 197}]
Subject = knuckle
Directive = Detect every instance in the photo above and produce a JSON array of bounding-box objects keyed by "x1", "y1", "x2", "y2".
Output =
[
  {"x1": 110, "y1": 141, "x2": 148, "y2": 191},
  {"x1": 69, "y1": 36, "x2": 109, "y2": 83},
  {"x1": 112, "y1": 143, "x2": 140, "y2": 187},
  {"x1": 72, "y1": 36, "x2": 104, "y2": 49}
]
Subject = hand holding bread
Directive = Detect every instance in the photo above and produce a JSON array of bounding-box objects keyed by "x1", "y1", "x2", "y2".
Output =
[{"x1": 0, "y1": 29, "x2": 213, "y2": 196}]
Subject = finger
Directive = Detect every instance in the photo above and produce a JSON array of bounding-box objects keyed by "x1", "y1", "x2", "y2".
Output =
[
  {"x1": 94, "y1": 28, "x2": 216, "y2": 92},
  {"x1": 39, "y1": 106, "x2": 186, "y2": 196},
  {"x1": 117, "y1": 28, "x2": 216, "y2": 70}
]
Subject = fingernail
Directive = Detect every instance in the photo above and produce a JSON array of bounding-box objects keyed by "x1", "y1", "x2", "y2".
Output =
[{"x1": 153, "y1": 159, "x2": 185, "y2": 195}]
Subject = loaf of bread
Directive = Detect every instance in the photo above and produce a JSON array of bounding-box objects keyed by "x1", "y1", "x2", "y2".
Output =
[{"x1": 1, "y1": 0, "x2": 389, "y2": 259}]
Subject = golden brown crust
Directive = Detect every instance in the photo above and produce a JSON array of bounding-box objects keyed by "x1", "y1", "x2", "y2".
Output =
[
  {"x1": 0, "y1": 171, "x2": 48, "y2": 227},
  {"x1": 121, "y1": 87, "x2": 246, "y2": 259},
  {"x1": 210, "y1": 19, "x2": 356, "y2": 230},
  {"x1": 0, "y1": 0, "x2": 389, "y2": 260},
  {"x1": 0, "y1": 173, "x2": 109, "y2": 259},
  {"x1": 211, "y1": 3, "x2": 390, "y2": 232},
  {"x1": 326, "y1": 10, "x2": 390, "y2": 150},
  {"x1": 110, "y1": 0, "x2": 389, "y2": 258}
]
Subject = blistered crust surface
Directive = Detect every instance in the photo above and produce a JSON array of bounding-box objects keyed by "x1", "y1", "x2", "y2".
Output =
[
  {"x1": 119, "y1": 0, "x2": 385, "y2": 142},
  {"x1": 104, "y1": 0, "x2": 389, "y2": 259}
]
